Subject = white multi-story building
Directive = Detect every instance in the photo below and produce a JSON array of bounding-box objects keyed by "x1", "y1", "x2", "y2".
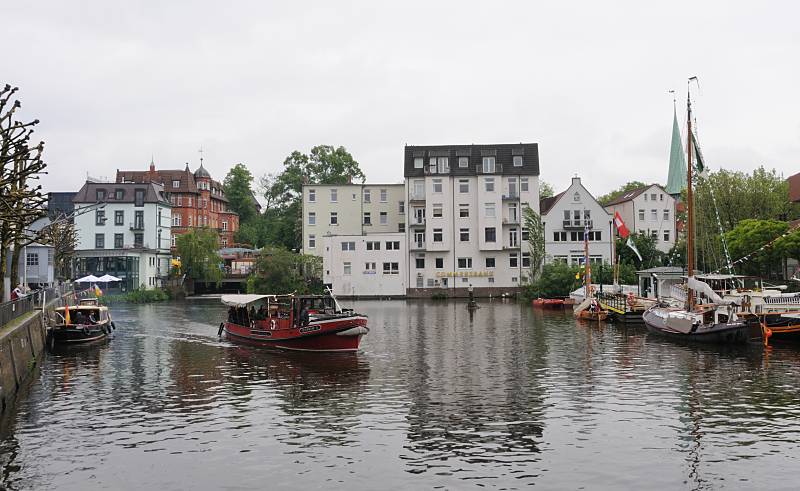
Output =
[
  {"x1": 321, "y1": 232, "x2": 407, "y2": 297},
  {"x1": 404, "y1": 144, "x2": 540, "y2": 296},
  {"x1": 73, "y1": 181, "x2": 172, "y2": 291},
  {"x1": 541, "y1": 176, "x2": 613, "y2": 265},
  {"x1": 301, "y1": 183, "x2": 406, "y2": 256},
  {"x1": 603, "y1": 184, "x2": 676, "y2": 253}
]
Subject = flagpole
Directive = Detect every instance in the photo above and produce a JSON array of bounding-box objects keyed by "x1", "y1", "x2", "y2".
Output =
[{"x1": 686, "y1": 79, "x2": 695, "y2": 310}]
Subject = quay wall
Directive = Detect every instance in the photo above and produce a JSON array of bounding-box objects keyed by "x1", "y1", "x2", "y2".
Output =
[
  {"x1": 0, "y1": 312, "x2": 46, "y2": 414},
  {"x1": 405, "y1": 287, "x2": 521, "y2": 299}
]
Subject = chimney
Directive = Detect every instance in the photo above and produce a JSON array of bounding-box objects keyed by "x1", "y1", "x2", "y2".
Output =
[{"x1": 572, "y1": 175, "x2": 581, "y2": 186}]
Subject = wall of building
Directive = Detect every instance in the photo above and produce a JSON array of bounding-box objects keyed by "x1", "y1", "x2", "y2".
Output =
[
  {"x1": 18, "y1": 245, "x2": 54, "y2": 286},
  {"x1": 604, "y1": 185, "x2": 676, "y2": 253},
  {"x1": 321, "y1": 233, "x2": 407, "y2": 297}
]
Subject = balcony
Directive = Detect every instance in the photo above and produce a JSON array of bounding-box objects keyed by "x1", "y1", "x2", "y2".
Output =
[
  {"x1": 409, "y1": 241, "x2": 426, "y2": 251},
  {"x1": 503, "y1": 243, "x2": 521, "y2": 250},
  {"x1": 503, "y1": 217, "x2": 520, "y2": 225},
  {"x1": 409, "y1": 192, "x2": 426, "y2": 202},
  {"x1": 424, "y1": 167, "x2": 449, "y2": 175},
  {"x1": 475, "y1": 163, "x2": 504, "y2": 175},
  {"x1": 129, "y1": 222, "x2": 145, "y2": 231},
  {"x1": 562, "y1": 219, "x2": 593, "y2": 229},
  {"x1": 409, "y1": 217, "x2": 426, "y2": 227},
  {"x1": 502, "y1": 192, "x2": 519, "y2": 201}
]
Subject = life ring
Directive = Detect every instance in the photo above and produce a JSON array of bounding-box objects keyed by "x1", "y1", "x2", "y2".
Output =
[
  {"x1": 626, "y1": 292, "x2": 636, "y2": 307},
  {"x1": 270, "y1": 319, "x2": 277, "y2": 331}
]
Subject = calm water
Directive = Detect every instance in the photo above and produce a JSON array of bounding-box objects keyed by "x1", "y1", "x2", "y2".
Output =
[{"x1": 1, "y1": 299, "x2": 800, "y2": 490}]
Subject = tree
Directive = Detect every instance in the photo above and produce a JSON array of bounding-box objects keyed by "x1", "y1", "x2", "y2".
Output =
[
  {"x1": 523, "y1": 205, "x2": 545, "y2": 282},
  {"x1": 42, "y1": 216, "x2": 77, "y2": 280},
  {"x1": 248, "y1": 247, "x2": 322, "y2": 294},
  {"x1": 176, "y1": 228, "x2": 222, "y2": 284},
  {"x1": 223, "y1": 163, "x2": 259, "y2": 225},
  {"x1": 539, "y1": 180, "x2": 555, "y2": 199},
  {"x1": 724, "y1": 219, "x2": 788, "y2": 277},
  {"x1": 597, "y1": 181, "x2": 648, "y2": 206},
  {"x1": 615, "y1": 232, "x2": 664, "y2": 269}
]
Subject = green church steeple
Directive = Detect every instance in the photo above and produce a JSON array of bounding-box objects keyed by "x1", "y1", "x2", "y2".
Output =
[{"x1": 665, "y1": 105, "x2": 687, "y2": 196}]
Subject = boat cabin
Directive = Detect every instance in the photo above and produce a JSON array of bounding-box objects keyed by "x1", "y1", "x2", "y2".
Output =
[
  {"x1": 55, "y1": 304, "x2": 109, "y2": 326},
  {"x1": 222, "y1": 293, "x2": 346, "y2": 330}
]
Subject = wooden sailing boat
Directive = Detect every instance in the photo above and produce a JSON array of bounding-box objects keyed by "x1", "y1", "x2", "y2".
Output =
[
  {"x1": 642, "y1": 81, "x2": 760, "y2": 343},
  {"x1": 575, "y1": 222, "x2": 608, "y2": 321}
]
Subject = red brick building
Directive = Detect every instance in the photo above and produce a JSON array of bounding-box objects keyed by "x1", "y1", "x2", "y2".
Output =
[{"x1": 116, "y1": 161, "x2": 239, "y2": 249}]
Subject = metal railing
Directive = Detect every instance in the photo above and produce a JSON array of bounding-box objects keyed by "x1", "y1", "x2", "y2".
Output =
[{"x1": 0, "y1": 285, "x2": 71, "y2": 327}]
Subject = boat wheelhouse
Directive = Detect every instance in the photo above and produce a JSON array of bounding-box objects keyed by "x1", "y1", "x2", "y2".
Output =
[{"x1": 51, "y1": 298, "x2": 115, "y2": 345}]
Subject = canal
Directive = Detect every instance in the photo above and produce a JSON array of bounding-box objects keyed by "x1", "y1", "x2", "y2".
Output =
[{"x1": 1, "y1": 299, "x2": 799, "y2": 490}]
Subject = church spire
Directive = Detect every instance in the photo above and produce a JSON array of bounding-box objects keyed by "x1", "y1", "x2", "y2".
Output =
[{"x1": 665, "y1": 102, "x2": 687, "y2": 197}]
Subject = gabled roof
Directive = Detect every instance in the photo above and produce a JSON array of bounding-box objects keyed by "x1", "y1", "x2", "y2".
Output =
[
  {"x1": 540, "y1": 177, "x2": 611, "y2": 217},
  {"x1": 603, "y1": 184, "x2": 669, "y2": 207},
  {"x1": 73, "y1": 181, "x2": 171, "y2": 206},
  {"x1": 116, "y1": 167, "x2": 199, "y2": 194},
  {"x1": 539, "y1": 192, "x2": 564, "y2": 215}
]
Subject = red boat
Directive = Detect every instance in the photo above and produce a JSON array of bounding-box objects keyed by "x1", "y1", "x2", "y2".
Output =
[
  {"x1": 219, "y1": 291, "x2": 369, "y2": 352},
  {"x1": 532, "y1": 298, "x2": 566, "y2": 309}
]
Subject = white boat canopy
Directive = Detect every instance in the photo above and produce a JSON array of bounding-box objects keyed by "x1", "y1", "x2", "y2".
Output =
[
  {"x1": 221, "y1": 294, "x2": 275, "y2": 307},
  {"x1": 74, "y1": 275, "x2": 100, "y2": 283}
]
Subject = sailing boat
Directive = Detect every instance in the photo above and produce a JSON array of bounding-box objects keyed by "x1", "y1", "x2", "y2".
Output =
[
  {"x1": 575, "y1": 222, "x2": 608, "y2": 321},
  {"x1": 642, "y1": 82, "x2": 760, "y2": 344}
]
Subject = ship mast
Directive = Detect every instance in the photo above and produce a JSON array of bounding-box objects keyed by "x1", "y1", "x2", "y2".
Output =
[{"x1": 686, "y1": 83, "x2": 695, "y2": 310}]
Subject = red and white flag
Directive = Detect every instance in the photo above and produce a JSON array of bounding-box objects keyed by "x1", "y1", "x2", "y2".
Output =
[{"x1": 613, "y1": 211, "x2": 630, "y2": 238}]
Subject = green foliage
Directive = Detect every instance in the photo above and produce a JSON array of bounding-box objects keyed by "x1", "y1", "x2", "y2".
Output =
[
  {"x1": 223, "y1": 163, "x2": 259, "y2": 224},
  {"x1": 691, "y1": 167, "x2": 798, "y2": 272},
  {"x1": 524, "y1": 261, "x2": 637, "y2": 300},
  {"x1": 539, "y1": 181, "x2": 555, "y2": 199},
  {"x1": 615, "y1": 232, "x2": 664, "y2": 269},
  {"x1": 598, "y1": 181, "x2": 648, "y2": 206},
  {"x1": 724, "y1": 219, "x2": 788, "y2": 276},
  {"x1": 248, "y1": 247, "x2": 323, "y2": 294},
  {"x1": 523, "y1": 205, "x2": 545, "y2": 281},
  {"x1": 100, "y1": 287, "x2": 171, "y2": 304},
  {"x1": 176, "y1": 228, "x2": 223, "y2": 284}
]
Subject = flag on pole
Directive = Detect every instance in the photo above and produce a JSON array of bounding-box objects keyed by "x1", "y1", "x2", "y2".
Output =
[
  {"x1": 94, "y1": 284, "x2": 103, "y2": 297},
  {"x1": 613, "y1": 211, "x2": 630, "y2": 238},
  {"x1": 691, "y1": 129, "x2": 708, "y2": 178},
  {"x1": 626, "y1": 237, "x2": 643, "y2": 261},
  {"x1": 65, "y1": 303, "x2": 71, "y2": 325}
]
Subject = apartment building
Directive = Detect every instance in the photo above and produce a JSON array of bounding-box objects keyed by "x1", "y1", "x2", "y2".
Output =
[
  {"x1": 116, "y1": 160, "x2": 239, "y2": 248},
  {"x1": 73, "y1": 181, "x2": 172, "y2": 291},
  {"x1": 301, "y1": 183, "x2": 406, "y2": 256},
  {"x1": 540, "y1": 176, "x2": 613, "y2": 265},
  {"x1": 321, "y1": 232, "x2": 407, "y2": 297},
  {"x1": 404, "y1": 143, "x2": 540, "y2": 296},
  {"x1": 603, "y1": 184, "x2": 676, "y2": 253}
]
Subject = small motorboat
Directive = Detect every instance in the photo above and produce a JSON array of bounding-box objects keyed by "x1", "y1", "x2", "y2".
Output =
[
  {"x1": 51, "y1": 298, "x2": 115, "y2": 344},
  {"x1": 532, "y1": 298, "x2": 566, "y2": 309},
  {"x1": 219, "y1": 289, "x2": 369, "y2": 352}
]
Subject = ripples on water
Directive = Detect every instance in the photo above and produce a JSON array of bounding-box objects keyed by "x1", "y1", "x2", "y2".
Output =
[{"x1": 1, "y1": 299, "x2": 800, "y2": 490}]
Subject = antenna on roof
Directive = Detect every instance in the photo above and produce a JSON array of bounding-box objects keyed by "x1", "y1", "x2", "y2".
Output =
[{"x1": 198, "y1": 146, "x2": 204, "y2": 167}]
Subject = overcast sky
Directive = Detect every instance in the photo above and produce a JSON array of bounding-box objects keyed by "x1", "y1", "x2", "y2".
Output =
[{"x1": 4, "y1": 1, "x2": 799, "y2": 198}]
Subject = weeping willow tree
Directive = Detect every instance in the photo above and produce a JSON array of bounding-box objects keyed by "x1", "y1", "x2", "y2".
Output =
[{"x1": 523, "y1": 205, "x2": 545, "y2": 283}]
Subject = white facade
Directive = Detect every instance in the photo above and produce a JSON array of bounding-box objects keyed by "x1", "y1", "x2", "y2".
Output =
[
  {"x1": 542, "y1": 177, "x2": 613, "y2": 265},
  {"x1": 603, "y1": 184, "x2": 676, "y2": 253},
  {"x1": 322, "y1": 233, "x2": 406, "y2": 297},
  {"x1": 302, "y1": 183, "x2": 406, "y2": 256}
]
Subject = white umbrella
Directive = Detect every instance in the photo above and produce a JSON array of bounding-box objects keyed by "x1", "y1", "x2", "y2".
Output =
[
  {"x1": 75, "y1": 275, "x2": 100, "y2": 283},
  {"x1": 96, "y1": 274, "x2": 122, "y2": 282}
]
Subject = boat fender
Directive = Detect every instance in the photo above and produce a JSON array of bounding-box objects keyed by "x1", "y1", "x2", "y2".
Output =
[
  {"x1": 218, "y1": 323, "x2": 224, "y2": 337},
  {"x1": 627, "y1": 292, "x2": 635, "y2": 307},
  {"x1": 270, "y1": 319, "x2": 277, "y2": 330},
  {"x1": 82, "y1": 327, "x2": 90, "y2": 337},
  {"x1": 742, "y1": 295, "x2": 751, "y2": 312},
  {"x1": 111, "y1": 322, "x2": 116, "y2": 331}
]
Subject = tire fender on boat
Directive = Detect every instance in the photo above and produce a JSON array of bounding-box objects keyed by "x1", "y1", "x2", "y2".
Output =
[
  {"x1": 82, "y1": 327, "x2": 90, "y2": 337},
  {"x1": 218, "y1": 322, "x2": 224, "y2": 337},
  {"x1": 110, "y1": 321, "x2": 116, "y2": 331}
]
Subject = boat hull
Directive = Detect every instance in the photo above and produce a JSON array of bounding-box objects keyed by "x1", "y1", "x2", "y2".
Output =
[
  {"x1": 642, "y1": 309, "x2": 759, "y2": 344},
  {"x1": 532, "y1": 298, "x2": 566, "y2": 309},
  {"x1": 223, "y1": 315, "x2": 369, "y2": 352},
  {"x1": 50, "y1": 324, "x2": 111, "y2": 344}
]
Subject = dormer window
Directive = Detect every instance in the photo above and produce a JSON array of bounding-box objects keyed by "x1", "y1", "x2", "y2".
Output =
[
  {"x1": 96, "y1": 189, "x2": 106, "y2": 201},
  {"x1": 172, "y1": 180, "x2": 180, "y2": 188}
]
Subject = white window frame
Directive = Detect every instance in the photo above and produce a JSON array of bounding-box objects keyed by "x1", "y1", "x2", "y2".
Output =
[
  {"x1": 308, "y1": 189, "x2": 316, "y2": 202},
  {"x1": 308, "y1": 212, "x2": 316, "y2": 225}
]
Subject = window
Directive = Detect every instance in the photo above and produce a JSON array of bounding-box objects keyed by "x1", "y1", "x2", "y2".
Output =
[
  {"x1": 171, "y1": 236, "x2": 176, "y2": 248},
  {"x1": 330, "y1": 189, "x2": 338, "y2": 202},
  {"x1": 663, "y1": 209, "x2": 670, "y2": 220},
  {"x1": 460, "y1": 228, "x2": 470, "y2": 241},
  {"x1": 308, "y1": 189, "x2": 316, "y2": 202},
  {"x1": 459, "y1": 179, "x2": 469, "y2": 193},
  {"x1": 399, "y1": 223, "x2": 405, "y2": 233},
  {"x1": 380, "y1": 189, "x2": 388, "y2": 202},
  {"x1": 459, "y1": 204, "x2": 469, "y2": 218},
  {"x1": 488, "y1": 277, "x2": 495, "y2": 283},
  {"x1": 363, "y1": 212, "x2": 372, "y2": 225},
  {"x1": 399, "y1": 201, "x2": 405, "y2": 213},
  {"x1": 414, "y1": 157, "x2": 423, "y2": 169},
  {"x1": 664, "y1": 230, "x2": 670, "y2": 242},
  {"x1": 341, "y1": 241, "x2": 356, "y2": 251},
  {"x1": 26, "y1": 253, "x2": 39, "y2": 266},
  {"x1": 114, "y1": 233, "x2": 123, "y2": 249},
  {"x1": 308, "y1": 212, "x2": 316, "y2": 225},
  {"x1": 512, "y1": 277, "x2": 518, "y2": 283},
  {"x1": 509, "y1": 228, "x2": 519, "y2": 247},
  {"x1": 485, "y1": 177, "x2": 495, "y2": 192},
  {"x1": 486, "y1": 257, "x2": 496, "y2": 268},
  {"x1": 364, "y1": 189, "x2": 371, "y2": 203},
  {"x1": 522, "y1": 228, "x2": 529, "y2": 241},
  {"x1": 413, "y1": 180, "x2": 424, "y2": 198},
  {"x1": 638, "y1": 209, "x2": 645, "y2": 221},
  {"x1": 433, "y1": 228, "x2": 443, "y2": 242},
  {"x1": 485, "y1": 203, "x2": 496, "y2": 218},
  {"x1": 508, "y1": 177, "x2": 518, "y2": 197},
  {"x1": 222, "y1": 221, "x2": 228, "y2": 231},
  {"x1": 187, "y1": 197, "x2": 192, "y2": 207},
  {"x1": 513, "y1": 155, "x2": 523, "y2": 167},
  {"x1": 134, "y1": 211, "x2": 144, "y2": 230},
  {"x1": 458, "y1": 156, "x2": 469, "y2": 168},
  {"x1": 95, "y1": 210, "x2": 105, "y2": 226},
  {"x1": 429, "y1": 157, "x2": 437, "y2": 173},
  {"x1": 114, "y1": 210, "x2": 124, "y2": 225},
  {"x1": 365, "y1": 262, "x2": 376, "y2": 271},
  {"x1": 386, "y1": 241, "x2": 401, "y2": 250},
  {"x1": 644, "y1": 194, "x2": 648, "y2": 201},
  {"x1": 135, "y1": 189, "x2": 145, "y2": 207},
  {"x1": 172, "y1": 180, "x2": 180, "y2": 188},
  {"x1": 522, "y1": 252, "x2": 531, "y2": 268},
  {"x1": 416, "y1": 257, "x2": 425, "y2": 268},
  {"x1": 437, "y1": 157, "x2": 449, "y2": 174},
  {"x1": 366, "y1": 241, "x2": 381, "y2": 251},
  {"x1": 343, "y1": 262, "x2": 352, "y2": 275},
  {"x1": 485, "y1": 227, "x2": 496, "y2": 242},
  {"x1": 651, "y1": 230, "x2": 658, "y2": 240},
  {"x1": 380, "y1": 212, "x2": 388, "y2": 225},
  {"x1": 521, "y1": 177, "x2": 529, "y2": 192},
  {"x1": 457, "y1": 257, "x2": 473, "y2": 269},
  {"x1": 95, "y1": 234, "x2": 105, "y2": 249},
  {"x1": 553, "y1": 231, "x2": 567, "y2": 241},
  {"x1": 330, "y1": 212, "x2": 338, "y2": 225},
  {"x1": 433, "y1": 204, "x2": 443, "y2": 218},
  {"x1": 660, "y1": 194, "x2": 664, "y2": 201},
  {"x1": 382, "y1": 262, "x2": 400, "y2": 275},
  {"x1": 433, "y1": 179, "x2": 443, "y2": 193},
  {"x1": 114, "y1": 189, "x2": 123, "y2": 200},
  {"x1": 308, "y1": 235, "x2": 316, "y2": 249},
  {"x1": 651, "y1": 209, "x2": 657, "y2": 220},
  {"x1": 96, "y1": 189, "x2": 106, "y2": 201},
  {"x1": 510, "y1": 253, "x2": 518, "y2": 268},
  {"x1": 435, "y1": 257, "x2": 444, "y2": 268},
  {"x1": 587, "y1": 231, "x2": 602, "y2": 241},
  {"x1": 173, "y1": 215, "x2": 182, "y2": 227},
  {"x1": 482, "y1": 156, "x2": 496, "y2": 173},
  {"x1": 651, "y1": 193, "x2": 657, "y2": 201}
]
